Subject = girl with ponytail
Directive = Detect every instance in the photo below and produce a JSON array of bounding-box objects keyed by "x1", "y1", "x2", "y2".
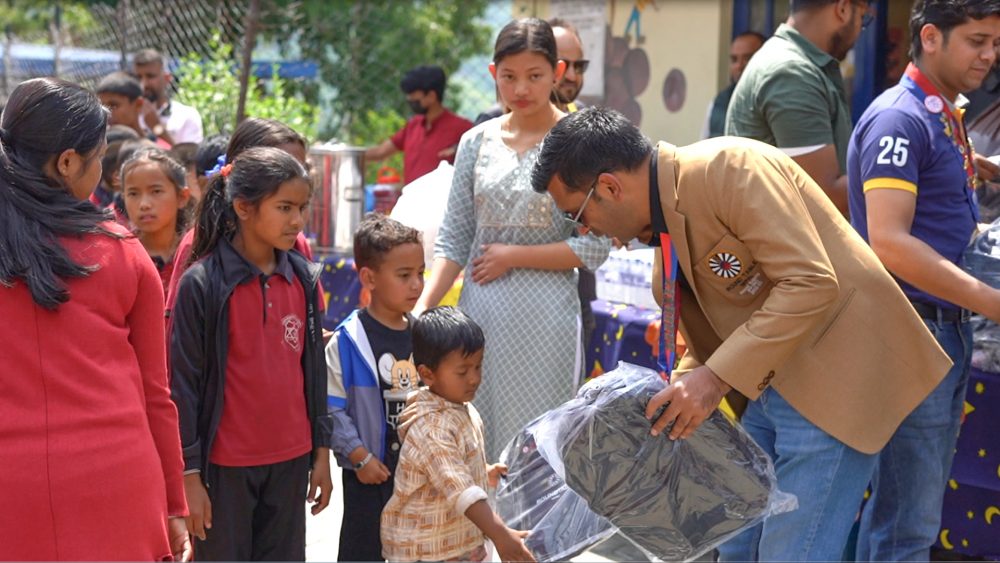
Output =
[
  {"x1": 169, "y1": 147, "x2": 333, "y2": 561},
  {"x1": 164, "y1": 117, "x2": 310, "y2": 318},
  {"x1": 0, "y1": 77, "x2": 189, "y2": 560}
]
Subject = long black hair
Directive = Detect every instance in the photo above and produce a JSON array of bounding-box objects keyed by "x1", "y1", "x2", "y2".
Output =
[
  {"x1": 0, "y1": 77, "x2": 111, "y2": 309},
  {"x1": 188, "y1": 118, "x2": 307, "y2": 265},
  {"x1": 191, "y1": 146, "x2": 309, "y2": 260}
]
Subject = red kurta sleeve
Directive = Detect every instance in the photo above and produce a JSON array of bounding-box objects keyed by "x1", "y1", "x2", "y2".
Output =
[{"x1": 126, "y1": 240, "x2": 189, "y2": 517}]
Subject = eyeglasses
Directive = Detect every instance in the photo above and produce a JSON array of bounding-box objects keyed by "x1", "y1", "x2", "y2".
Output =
[
  {"x1": 563, "y1": 175, "x2": 599, "y2": 227},
  {"x1": 563, "y1": 59, "x2": 590, "y2": 74}
]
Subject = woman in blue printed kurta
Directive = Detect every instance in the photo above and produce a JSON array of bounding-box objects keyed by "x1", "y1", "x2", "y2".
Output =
[{"x1": 416, "y1": 18, "x2": 610, "y2": 459}]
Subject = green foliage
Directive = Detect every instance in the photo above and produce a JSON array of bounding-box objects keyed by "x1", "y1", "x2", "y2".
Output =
[
  {"x1": 349, "y1": 108, "x2": 406, "y2": 184},
  {"x1": 1, "y1": 1, "x2": 100, "y2": 42},
  {"x1": 449, "y1": 70, "x2": 497, "y2": 121},
  {"x1": 173, "y1": 37, "x2": 319, "y2": 141},
  {"x1": 267, "y1": 0, "x2": 492, "y2": 142}
]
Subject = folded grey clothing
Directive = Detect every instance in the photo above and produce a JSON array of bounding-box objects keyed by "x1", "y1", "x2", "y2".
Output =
[
  {"x1": 496, "y1": 423, "x2": 615, "y2": 562},
  {"x1": 963, "y1": 221, "x2": 1000, "y2": 371},
  {"x1": 964, "y1": 217, "x2": 1000, "y2": 291},
  {"x1": 558, "y1": 367, "x2": 776, "y2": 561}
]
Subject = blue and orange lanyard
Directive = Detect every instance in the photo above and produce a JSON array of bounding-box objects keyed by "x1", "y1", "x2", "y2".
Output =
[
  {"x1": 901, "y1": 63, "x2": 977, "y2": 191},
  {"x1": 657, "y1": 232, "x2": 681, "y2": 380}
]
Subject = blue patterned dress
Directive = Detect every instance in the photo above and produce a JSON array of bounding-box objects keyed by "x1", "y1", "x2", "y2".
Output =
[{"x1": 435, "y1": 119, "x2": 611, "y2": 459}]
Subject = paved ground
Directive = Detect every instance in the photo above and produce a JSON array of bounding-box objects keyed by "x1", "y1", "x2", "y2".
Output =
[{"x1": 304, "y1": 461, "x2": 344, "y2": 562}]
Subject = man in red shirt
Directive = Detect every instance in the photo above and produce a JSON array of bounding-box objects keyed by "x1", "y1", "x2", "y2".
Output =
[{"x1": 365, "y1": 65, "x2": 473, "y2": 185}]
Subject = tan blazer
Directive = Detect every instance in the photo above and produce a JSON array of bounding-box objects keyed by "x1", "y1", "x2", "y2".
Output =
[{"x1": 651, "y1": 139, "x2": 952, "y2": 454}]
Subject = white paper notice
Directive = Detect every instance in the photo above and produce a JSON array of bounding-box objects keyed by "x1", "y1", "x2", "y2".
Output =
[{"x1": 550, "y1": 0, "x2": 606, "y2": 99}]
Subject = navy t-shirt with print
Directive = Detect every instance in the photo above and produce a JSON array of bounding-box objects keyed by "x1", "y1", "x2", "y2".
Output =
[
  {"x1": 847, "y1": 75, "x2": 979, "y2": 311},
  {"x1": 358, "y1": 309, "x2": 418, "y2": 470}
]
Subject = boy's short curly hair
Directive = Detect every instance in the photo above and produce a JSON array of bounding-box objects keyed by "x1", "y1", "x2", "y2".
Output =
[{"x1": 353, "y1": 212, "x2": 422, "y2": 270}]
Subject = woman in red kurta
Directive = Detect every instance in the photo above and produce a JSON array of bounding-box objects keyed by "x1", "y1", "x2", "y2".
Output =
[{"x1": 0, "y1": 78, "x2": 188, "y2": 560}]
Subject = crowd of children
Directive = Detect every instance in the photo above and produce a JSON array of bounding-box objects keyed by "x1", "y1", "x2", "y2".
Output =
[{"x1": 0, "y1": 15, "x2": 600, "y2": 563}]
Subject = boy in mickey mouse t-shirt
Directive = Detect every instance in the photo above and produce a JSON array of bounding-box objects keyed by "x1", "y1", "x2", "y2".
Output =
[{"x1": 326, "y1": 214, "x2": 425, "y2": 561}]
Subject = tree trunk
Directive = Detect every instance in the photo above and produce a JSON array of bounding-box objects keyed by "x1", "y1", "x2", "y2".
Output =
[
  {"x1": 1, "y1": 18, "x2": 14, "y2": 98},
  {"x1": 117, "y1": 0, "x2": 129, "y2": 71},
  {"x1": 49, "y1": 2, "x2": 62, "y2": 78},
  {"x1": 236, "y1": 0, "x2": 261, "y2": 126},
  {"x1": 343, "y1": 0, "x2": 367, "y2": 137}
]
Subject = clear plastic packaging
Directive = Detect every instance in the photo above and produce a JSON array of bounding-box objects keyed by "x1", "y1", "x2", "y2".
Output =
[
  {"x1": 963, "y1": 220, "x2": 1000, "y2": 372},
  {"x1": 964, "y1": 220, "x2": 1000, "y2": 289},
  {"x1": 495, "y1": 426, "x2": 616, "y2": 562},
  {"x1": 496, "y1": 362, "x2": 797, "y2": 562}
]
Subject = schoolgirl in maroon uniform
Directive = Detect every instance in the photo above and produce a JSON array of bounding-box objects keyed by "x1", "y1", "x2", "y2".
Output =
[
  {"x1": 164, "y1": 118, "x2": 313, "y2": 320},
  {"x1": 0, "y1": 78, "x2": 189, "y2": 560},
  {"x1": 169, "y1": 146, "x2": 332, "y2": 560}
]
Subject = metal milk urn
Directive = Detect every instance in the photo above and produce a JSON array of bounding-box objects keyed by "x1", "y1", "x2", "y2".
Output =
[{"x1": 307, "y1": 142, "x2": 366, "y2": 254}]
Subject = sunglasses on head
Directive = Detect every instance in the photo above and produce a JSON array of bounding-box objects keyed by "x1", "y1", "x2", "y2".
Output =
[{"x1": 563, "y1": 59, "x2": 590, "y2": 74}]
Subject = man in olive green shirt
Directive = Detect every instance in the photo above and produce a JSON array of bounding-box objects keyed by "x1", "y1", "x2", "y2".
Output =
[{"x1": 726, "y1": 0, "x2": 873, "y2": 216}]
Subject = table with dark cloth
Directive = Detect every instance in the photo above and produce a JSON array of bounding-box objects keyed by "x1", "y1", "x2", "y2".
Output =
[
  {"x1": 319, "y1": 254, "x2": 364, "y2": 330},
  {"x1": 934, "y1": 367, "x2": 1000, "y2": 560},
  {"x1": 584, "y1": 300, "x2": 661, "y2": 378}
]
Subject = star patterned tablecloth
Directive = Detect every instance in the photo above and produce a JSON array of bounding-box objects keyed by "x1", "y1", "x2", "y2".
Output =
[
  {"x1": 319, "y1": 254, "x2": 364, "y2": 330},
  {"x1": 585, "y1": 299, "x2": 662, "y2": 378},
  {"x1": 934, "y1": 367, "x2": 1000, "y2": 559},
  {"x1": 318, "y1": 253, "x2": 463, "y2": 330}
]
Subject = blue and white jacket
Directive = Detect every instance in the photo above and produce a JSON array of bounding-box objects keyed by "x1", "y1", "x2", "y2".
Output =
[{"x1": 325, "y1": 309, "x2": 389, "y2": 469}]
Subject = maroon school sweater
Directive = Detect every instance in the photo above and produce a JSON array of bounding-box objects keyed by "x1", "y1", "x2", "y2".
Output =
[{"x1": 0, "y1": 223, "x2": 187, "y2": 560}]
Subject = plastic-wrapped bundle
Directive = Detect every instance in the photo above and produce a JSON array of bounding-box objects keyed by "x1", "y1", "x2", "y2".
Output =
[
  {"x1": 963, "y1": 219, "x2": 1000, "y2": 289},
  {"x1": 495, "y1": 428, "x2": 615, "y2": 561},
  {"x1": 499, "y1": 362, "x2": 796, "y2": 562},
  {"x1": 963, "y1": 220, "x2": 1000, "y2": 372},
  {"x1": 969, "y1": 315, "x2": 1000, "y2": 373}
]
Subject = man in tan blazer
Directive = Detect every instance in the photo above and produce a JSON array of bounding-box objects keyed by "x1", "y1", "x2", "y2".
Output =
[{"x1": 531, "y1": 107, "x2": 952, "y2": 562}]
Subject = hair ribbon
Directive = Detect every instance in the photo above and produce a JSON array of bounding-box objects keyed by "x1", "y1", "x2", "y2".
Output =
[{"x1": 206, "y1": 154, "x2": 227, "y2": 177}]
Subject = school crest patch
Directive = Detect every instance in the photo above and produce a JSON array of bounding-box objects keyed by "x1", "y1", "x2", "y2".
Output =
[
  {"x1": 281, "y1": 314, "x2": 303, "y2": 352},
  {"x1": 708, "y1": 252, "x2": 742, "y2": 278}
]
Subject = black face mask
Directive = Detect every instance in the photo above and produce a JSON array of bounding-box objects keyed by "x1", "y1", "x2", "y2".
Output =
[{"x1": 408, "y1": 99, "x2": 428, "y2": 115}]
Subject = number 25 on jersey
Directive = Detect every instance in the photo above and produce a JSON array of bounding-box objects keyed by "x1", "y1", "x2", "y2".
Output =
[{"x1": 876, "y1": 136, "x2": 909, "y2": 167}]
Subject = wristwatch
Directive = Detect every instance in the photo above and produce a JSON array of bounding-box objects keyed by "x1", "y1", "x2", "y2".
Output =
[
  {"x1": 152, "y1": 124, "x2": 166, "y2": 137},
  {"x1": 354, "y1": 452, "x2": 374, "y2": 470}
]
